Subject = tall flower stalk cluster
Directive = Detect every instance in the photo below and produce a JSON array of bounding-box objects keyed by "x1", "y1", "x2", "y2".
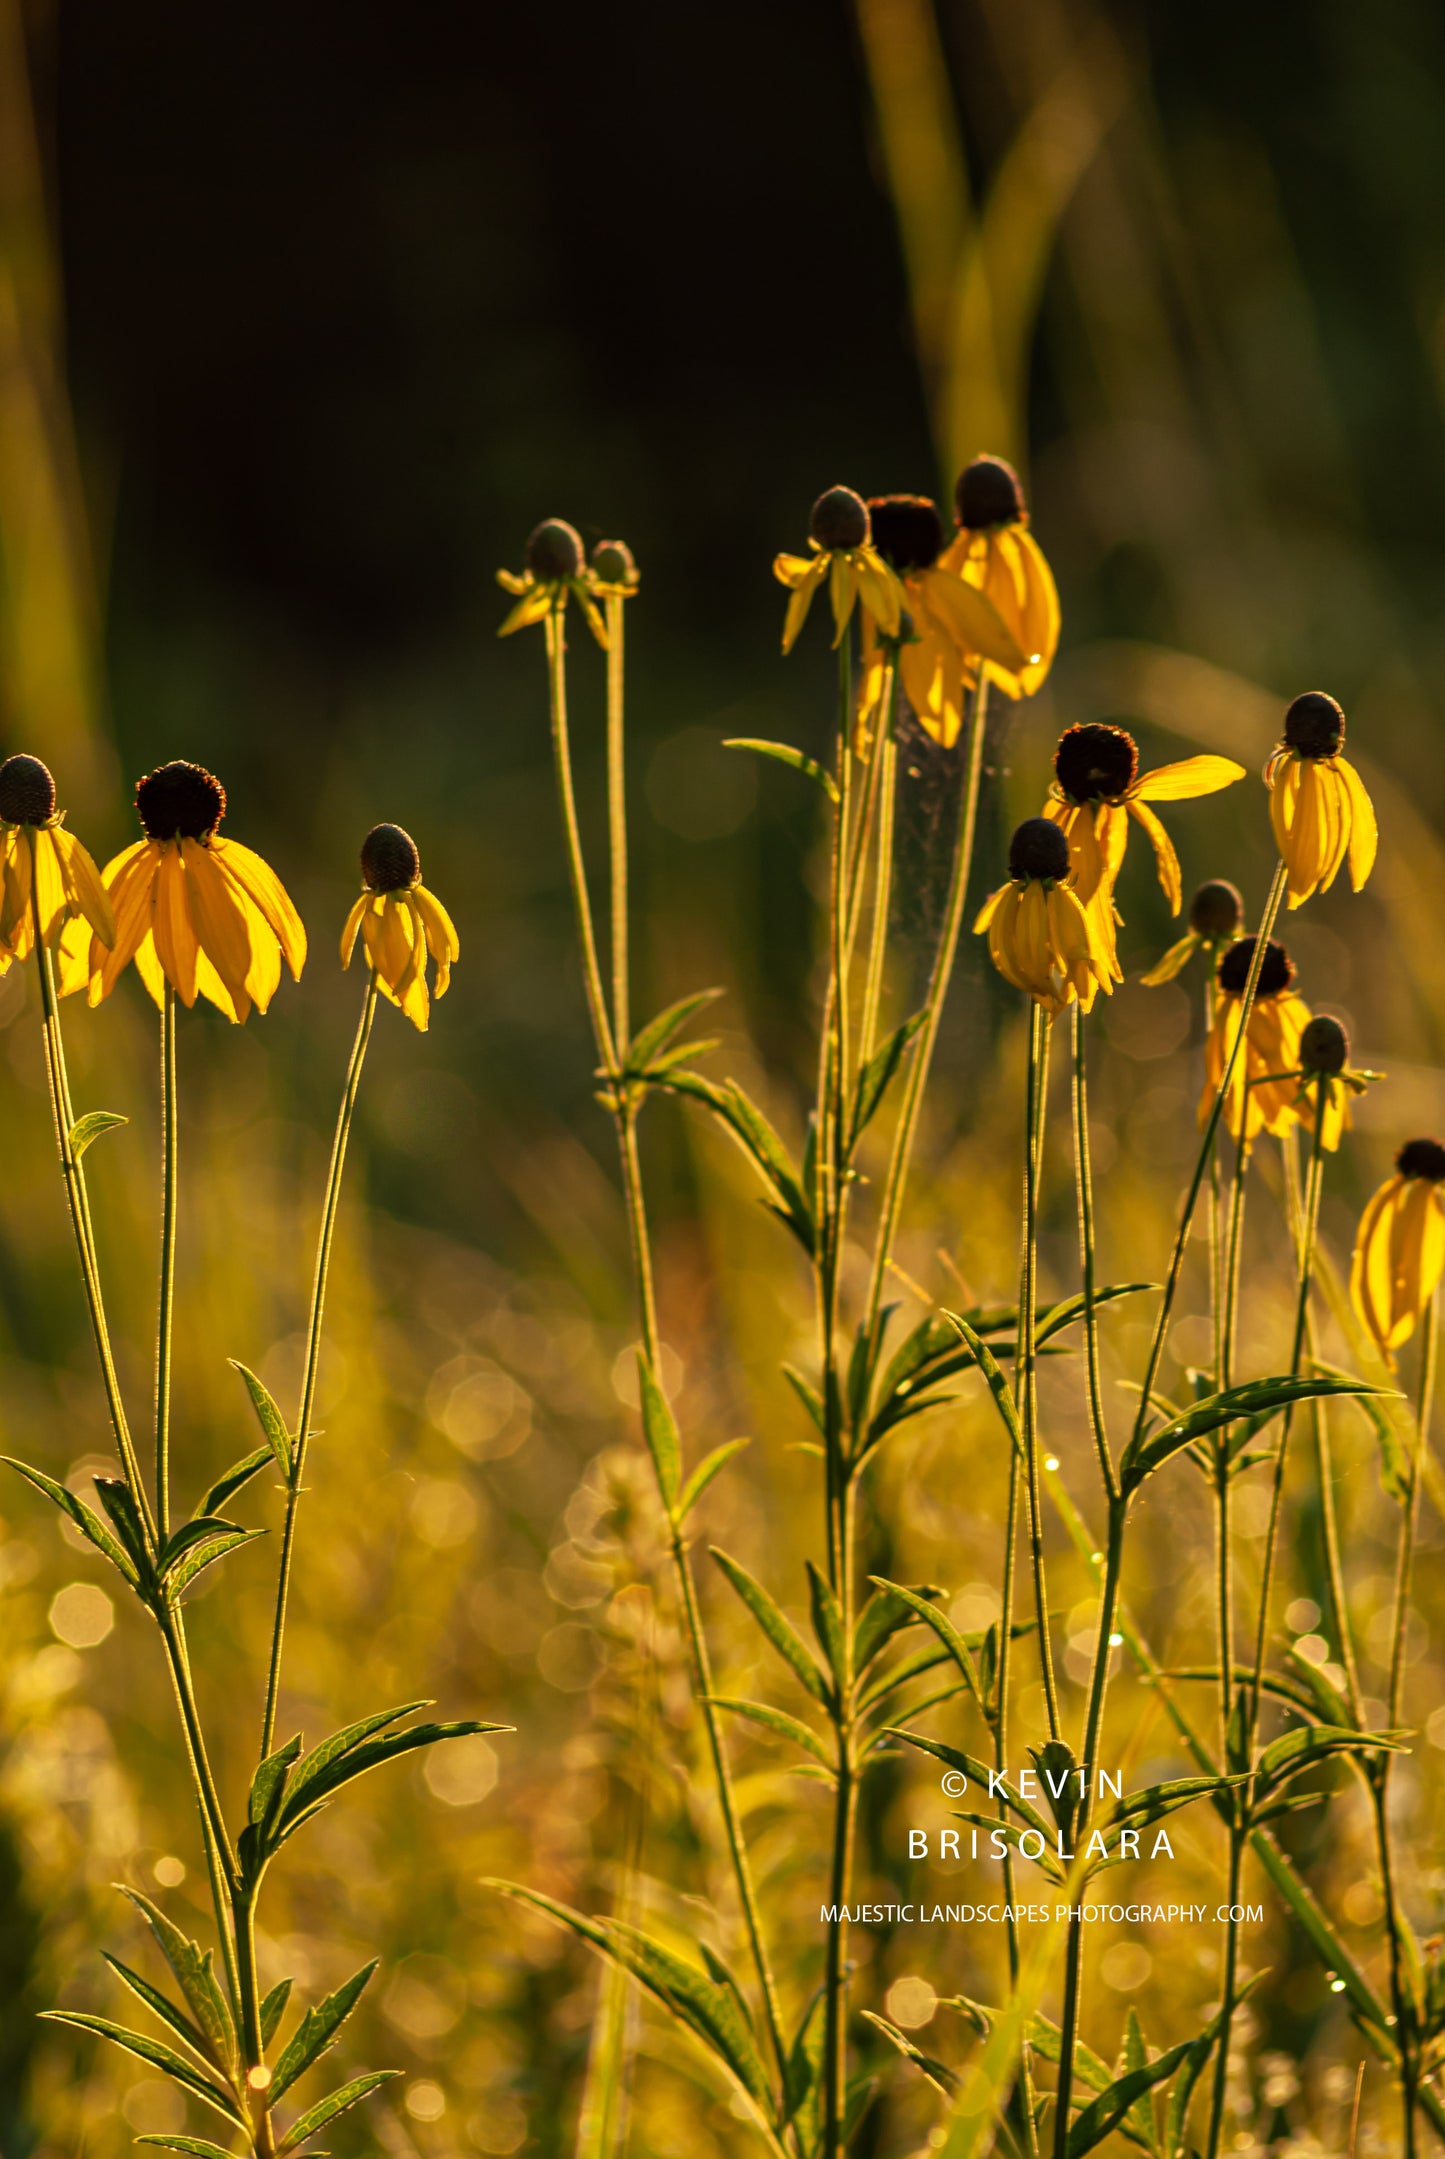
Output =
[
  {"x1": 494, "y1": 473, "x2": 1440, "y2": 2159},
  {"x1": 0, "y1": 753, "x2": 489, "y2": 2157}
]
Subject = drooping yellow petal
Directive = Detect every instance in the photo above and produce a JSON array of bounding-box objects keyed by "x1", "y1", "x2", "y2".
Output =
[
  {"x1": 853, "y1": 550, "x2": 902, "y2": 638},
  {"x1": 0, "y1": 829, "x2": 31, "y2": 949},
  {"x1": 1132, "y1": 755, "x2": 1245, "y2": 802},
  {"x1": 1352, "y1": 1175, "x2": 1404, "y2": 1358},
  {"x1": 340, "y1": 893, "x2": 368, "y2": 968},
  {"x1": 413, "y1": 883, "x2": 459, "y2": 964},
  {"x1": 50, "y1": 825, "x2": 116, "y2": 946},
  {"x1": 916, "y1": 564, "x2": 1025, "y2": 673},
  {"x1": 496, "y1": 585, "x2": 554, "y2": 637},
  {"x1": 779, "y1": 556, "x2": 828, "y2": 655},
  {"x1": 151, "y1": 844, "x2": 200, "y2": 1006},
  {"x1": 1337, "y1": 755, "x2": 1378, "y2": 892},
  {"x1": 1009, "y1": 528, "x2": 1061, "y2": 695},
  {"x1": 184, "y1": 841, "x2": 256, "y2": 1009},
  {"x1": 1139, "y1": 931, "x2": 1201, "y2": 987},
  {"x1": 828, "y1": 554, "x2": 859, "y2": 645},
  {"x1": 90, "y1": 845, "x2": 161, "y2": 1004},
  {"x1": 1126, "y1": 799, "x2": 1183, "y2": 913},
  {"x1": 212, "y1": 837, "x2": 307, "y2": 980}
]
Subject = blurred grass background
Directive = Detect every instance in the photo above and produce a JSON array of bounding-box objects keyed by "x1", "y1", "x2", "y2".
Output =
[{"x1": 1, "y1": 0, "x2": 1445, "y2": 2152}]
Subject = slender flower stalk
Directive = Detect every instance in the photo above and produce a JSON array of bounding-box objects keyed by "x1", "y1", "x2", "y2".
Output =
[
  {"x1": 533, "y1": 566, "x2": 790, "y2": 2093},
  {"x1": 259, "y1": 972, "x2": 379, "y2": 1757},
  {"x1": 1019, "y1": 1000, "x2": 1061, "y2": 1739},
  {"x1": 156, "y1": 986, "x2": 179, "y2": 1538}
]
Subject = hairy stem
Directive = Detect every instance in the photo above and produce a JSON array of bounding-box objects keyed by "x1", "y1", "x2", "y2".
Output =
[
  {"x1": 155, "y1": 985, "x2": 178, "y2": 1540},
  {"x1": 1019, "y1": 1001, "x2": 1061, "y2": 1738},
  {"x1": 260, "y1": 974, "x2": 379, "y2": 1758},
  {"x1": 605, "y1": 591, "x2": 631, "y2": 1051}
]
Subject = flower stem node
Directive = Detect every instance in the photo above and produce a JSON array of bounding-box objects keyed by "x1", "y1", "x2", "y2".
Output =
[
  {"x1": 1189, "y1": 879, "x2": 1244, "y2": 939},
  {"x1": 361, "y1": 822, "x2": 422, "y2": 893},
  {"x1": 954, "y1": 455, "x2": 1026, "y2": 530},
  {"x1": 1008, "y1": 816, "x2": 1070, "y2": 883},
  {"x1": 1299, "y1": 1014, "x2": 1350, "y2": 1076},
  {"x1": 526, "y1": 518, "x2": 584, "y2": 582},
  {"x1": 0, "y1": 753, "x2": 57, "y2": 825},
  {"x1": 809, "y1": 486, "x2": 871, "y2": 552}
]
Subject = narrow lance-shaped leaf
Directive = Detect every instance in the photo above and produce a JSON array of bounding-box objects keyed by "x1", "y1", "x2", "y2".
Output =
[
  {"x1": 269, "y1": 1960, "x2": 379, "y2": 2102},
  {"x1": 675, "y1": 1438, "x2": 748, "y2": 1523},
  {"x1": 121, "y1": 1891, "x2": 236, "y2": 2076},
  {"x1": 869, "y1": 1578, "x2": 984, "y2": 1714},
  {"x1": 940, "y1": 1312, "x2": 1024, "y2": 1459},
  {"x1": 167, "y1": 1527, "x2": 266, "y2": 1602},
  {"x1": 277, "y1": 1719, "x2": 509, "y2": 1840},
  {"x1": 2, "y1": 1456, "x2": 140, "y2": 1586},
  {"x1": 102, "y1": 1956, "x2": 211, "y2": 2066},
  {"x1": 198, "y1": 1444, "x2": 274, "y2": 1518},
  {"x1": 708, "y1": 1696, "x2": 835, "y2": 1770},
  {"x1": 849, "y1": 1012, "x2": 925, "y2": 1149},
  {"x1": 275, "y1": 2068, "x2": 400, "y2": 2154},
  {"x1": 260, "y1": 1978, "x2": 293, "y2": 2047},
  {"x1": 806, "y1": 1561, "x2": 847, "y2": 1696},
  {"x1": 710, "y1": 1547, "x2": 832, "y2": 1706},
  {"x1": 39, "y1": 2013, "x2": 243, "y2": 2124},
  {"x1": 135, "y1": 2140, "x2": 237, "y2": 2158},
  {"x1": 625, "y1": 987, "x2": 724, "y2": 1073},
  {"x1": 229, "y1": 1359, "x2": 295, "y2": 1482},
  {"x1": 1120, "y1": 1373, "x2": 1394, "y2": 1493},
  {"x1": 635, "y1": 1350, "x2": 681, "y2": 1511},
  {"x1": 724, "y1": 736, "x2": 839, "y2": 801}
]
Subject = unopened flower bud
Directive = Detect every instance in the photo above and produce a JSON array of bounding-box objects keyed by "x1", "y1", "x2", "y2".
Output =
[
  {"x1": 1053, "y1": 723, "x2": 1138, "y2": 805},
  {"x1": 809, "y1": 486, "x2": 870, "y2": 552},
  {"x1": 1218, "y1": 936, "x2": 1295, "y2": 998},
  {"x1": 1188, "y1": 879, "x2": 1243, "y2": 939},
  {"x1": 1283, "y1": 691, "x2": 1345, "y2": 759},
  {"x1": 526, "y1": 519, "x2": 584, "y2": 582},
  {"x1": 0, "y1": 753, "x2": 56, "y2": 825},
  {"x1": 1299, "y1": 1015, "x2": 1349, "y2": 1075},
  {"x1": 1008, "y1": 816, "x2": 1070, "y2": 883},
  {"x1": 1397, "y1": 1137, "x2": 1445, "y2": 1183},
  {"x1": 867, "y1": 494, "x2": 943, "y2": 573},
  {"x1": 955, "y1": 455, "x2": 1026, "y2": 531},
  {"x1": 591, "y1": 538, "x2": 636, "y2": 586},
  {"x1": 361, "y1": 822, "x2": 422, "y2": 893}
]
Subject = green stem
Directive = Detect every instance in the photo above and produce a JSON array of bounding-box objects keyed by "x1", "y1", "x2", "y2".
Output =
[
  {"x1": 1019, "y1": 1002, "x2": 1061, "y2": 1740},
  {"x1": 29, "y1": 886, "x2": 153, "y2": 1534},
  {"x1": 820, "y1": 636, "x2": 853, "y2": 1593},
  {"x1": 1070, "y1": 1004, "x2": 1115, "y2": 1500},
  {"x1": 259, "y1": 974, "x2": 378, "y2": 1759},
  {"x1": 547, "y1": 613, "x2": 790, "y2": 2094},
  {"x1": 1203, "y1": 1835, "x2": 1244, "y2": 2159},
  {"x1": 546, "y1": 605, "x2": 618, "y2": 1080},
  {"x1": 157, "y1": 1614, "x2": 242, "y2": 2008},
  {"x1": 861, "y1": 675, "x2": 990, "y2": 1344},
  {"x1": 605, "y1": 592, "x2": 630, "y2": 1050},
  {"x1": 823, "y1": 1479, "x2": 859, "y2": 2159},
  {"x1": 856, "y1": 681, "x2": 898, "y2": 1071},
  {"x1": 156, "y1": 985, "x2": 178, "y2": 1540},
  {"x1": 232, "y1": 1889, "x2": 275, "y2": 2156},
  {"x1": 993, "y1": 1445, "x2": 1040, "y2": 2159},
  {"x1": 1132, "y1": 860, "x2": 1289, "y2": 1450}
]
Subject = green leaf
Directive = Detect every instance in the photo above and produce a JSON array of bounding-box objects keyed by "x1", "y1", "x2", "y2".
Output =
[
  {"x1": 275, "y1": 2068, "x2": 400, "y2": 2153},
  {"x1": 710, "y1": 1548, "x2": 831, "y2": 1706},
  {"x1": 635, "y1": 1351, "x2": 682, "y2": 1510},
  {"x1": 2, "y1": 1457, "x2": 141, "y2": 1586},
  {"x1": 120, "y1": 1891, "x2": 236, "y2": 2076},
  {"x1": 230, "y1": 1359, "x2": 295, "y2": 1482},
  {"x1": 1103, "y1": 1774, "x2": 1245, "y2": 1837},
  {"x1": 888, "y1": 1730, "x2": 1053, "y2": 1841},
  {"x1": 1066, "y1": 2032, "x2": 1195, "y2": 2156},
  {"x1": 806, "y1": 1562, "x2": 847, "y2": 1694},
  {"x1": 249, "y1": 1734, "x2": 303, "y2": 1829},
  {"x1": 94, "y1": 1477, "x2": 154, "y2": 1575},
  {"x1": 1315, "y1": 1361, "x2": 1413, "y2": 1504},
  {"x1": 849, "y1": 1013, "x2": 925, "y2": 1149},
  {"x1": 1036, "y1": 1283, "x2": 1155, "y2": 1348},
  {"x1": 853, "y1": 1585, "x2": 927, "y2": 1676},
  {"x1": 273, "y1": 1701, "x2": 428, "y2": 1812},
  {"x1": 198, "y1": 1444, "x2": 274, "y2": 1518},
  {"x1": 260, "y1": 1978, "x2": 293, "y2": 2046},
  {"x1": 488, "y1": 1883, "x2": 774, "y2": 2113},
  {"x1": 68, "y1": 1109, "x2": 128, "y2": 1160},
  {"x1": 869, "y1": 1578, "x2": 984, "y2": 1714},
  {"x1": 270, "y1": 1960, "x2": 379, "y2": 2102},
  {"x1": 708, "y1": 1696, "x2": 834, "y2": 1770},
  {"x1": 1120, "y1": 1374, "x2": 1392, "y2": 1494},
  {"x1": 1254, "y1": 1722, "x2": 1405, "y2": 1798},
  {"x1": 39, "y1": 2013, "x2": 243, "y2": 2124},
  {"x1": 135, "y1": 2141, "x2": 237, "y2": 2158},
  {"x1": 101, "y1": 1956, "x2": 210, "y2": 2065},
  {"x1": 167, "y1": 1526, "x2": 266, "y2": 1602},
  {"x1": 675, "y1": 1439, "x2": 748, "y2": 1523},
  {"x1": 724, "y1": 736, "x2": 839, "y2": 802},
  {"x1": 861, "y1": 2010, "x2": 958, "y2": 2096},
  {"x1": 939, "y1": 1312, "x2": 1024, "y2": 1459},
  {"x1": 277, "y1": 1718, "x2": 508, "y2": 1840},
  {"x1": 782, "y1": 1365, "x2": 826, "y2": 1434},
  {"x1": 660, "y1": 1070, "x2": 814, "y2": 1255},
  {"x1": 625, "y1": 988, "x2": 724, "y2": 1073},
  {"x1": 1118, "y1": 2006, "x2": 1155, "y2": 2149}
]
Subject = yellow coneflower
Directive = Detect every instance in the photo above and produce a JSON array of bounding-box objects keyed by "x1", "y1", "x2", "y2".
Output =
[
  {"x1": 773, "y1": 487, "x2": 904, "y2": 655},
  {"x1": 1199, "y1": 937, "x2": 1311, "y2": 1146},
  {"x1": 1046, "y1": 722, "x2": 1245, "y2": 919},
  {"x1": 937, "y1": 456, "x2": 1060, "y2": 700},
  {"x1": 341, "y1": 823, "x2": 458, "y2": 1033},
  {"x1": 1284, "y1": 1014, "x2": 1382, "y2": 1154},
  {"x1": 1264, "y1": 690, "x2": 1378, "y2": 908},
  {"x1": 974, "y1": 817, "x2": 1113, "y2": 1018},
  {"x1": 497, "y1": 518, "x2": 608, "y2": 645},
  {"x1": 0, "y1": 754, "x2": 113, "y2": 971},
  {"x1": 1141, "y1": 878, "x2": 1243, "y2": 987},
  {"x1": 857, "y1": 495, "x2": 1024, "y2": 748},
  {"x1": 1352, "y1": 1137, "x2": 1445, "y2": 1362},
  {"x1": 60, "y1": 762, "x2": 306, "y2": 1024}
]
